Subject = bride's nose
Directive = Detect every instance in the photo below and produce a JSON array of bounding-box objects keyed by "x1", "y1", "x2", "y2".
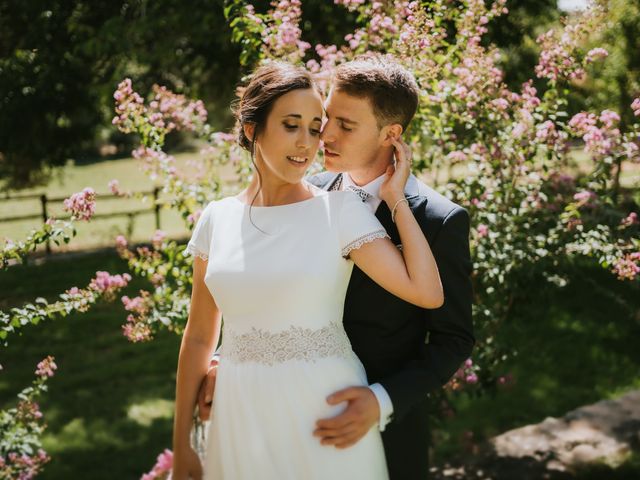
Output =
[{"x1": 296, "y1": 131, "x2": 311, "y2": 150}]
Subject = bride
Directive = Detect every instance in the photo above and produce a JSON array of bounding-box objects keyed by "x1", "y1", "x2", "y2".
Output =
[{"x1": 171, "y1": 61, "x2": 443, "y2": 480}]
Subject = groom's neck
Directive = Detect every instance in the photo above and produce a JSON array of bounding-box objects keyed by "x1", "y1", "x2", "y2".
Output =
[{"x1": 347, "y1": 154, "x2": 393, "y2": 186}]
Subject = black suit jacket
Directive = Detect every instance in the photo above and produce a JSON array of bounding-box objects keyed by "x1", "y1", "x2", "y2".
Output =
[{"x1": 308, "y1": 172, "x2": 475, "y2": 479}]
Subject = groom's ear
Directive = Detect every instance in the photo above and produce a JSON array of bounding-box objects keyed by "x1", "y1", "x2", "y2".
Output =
[{"x1": 380, "y1": 123, "x2": 404, "y2": 147}]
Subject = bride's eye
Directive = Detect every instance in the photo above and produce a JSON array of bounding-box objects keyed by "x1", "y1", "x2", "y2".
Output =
[{"x1": 283, "y1": 123, "x2": 298, "y2": 130}]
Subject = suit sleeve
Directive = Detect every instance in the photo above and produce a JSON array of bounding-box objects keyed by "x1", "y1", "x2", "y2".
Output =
[{"x1": 379, "y1": 206, "x2": 475, "y2": 422}]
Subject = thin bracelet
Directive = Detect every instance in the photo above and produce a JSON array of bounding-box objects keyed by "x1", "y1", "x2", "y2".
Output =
[{"x1": 391, "y1": 198, "x2": 409, "y2": 223}]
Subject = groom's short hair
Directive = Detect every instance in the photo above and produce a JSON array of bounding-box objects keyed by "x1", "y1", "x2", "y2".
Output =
[{"x1": 333, "y1": 54, "x2": 419, "y2": 131}]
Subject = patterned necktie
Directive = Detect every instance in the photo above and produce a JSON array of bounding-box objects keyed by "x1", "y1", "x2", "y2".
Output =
[{"x1": 346, "y1": 185, "x2": 372, "y2": 203}]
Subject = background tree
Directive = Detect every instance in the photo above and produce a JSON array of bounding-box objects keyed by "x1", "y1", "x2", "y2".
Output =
[{"x1": 0, "y1": 0, "x2": 360, "y2": 191}]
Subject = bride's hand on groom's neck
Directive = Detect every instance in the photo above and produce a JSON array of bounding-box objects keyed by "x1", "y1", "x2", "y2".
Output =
[{"x1": 379, "y1": 136, "x2": 412, "y2": 205}]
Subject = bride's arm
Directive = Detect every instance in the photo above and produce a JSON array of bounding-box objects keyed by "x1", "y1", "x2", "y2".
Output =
[
  {"x1": 350, "y1": 139, "x2": 443, "y2": 309},
  {"x1": 173, "y1": 257, "x2": 221, "y2": 467}
]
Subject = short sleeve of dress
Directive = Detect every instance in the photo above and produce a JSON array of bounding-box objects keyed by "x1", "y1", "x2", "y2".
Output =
[
  {"x1": 184, "y1": 201, "x2": 216, "y2": 260},
  {"x1": 338, "y1": 192, "x2": 389, "y2": 258}
]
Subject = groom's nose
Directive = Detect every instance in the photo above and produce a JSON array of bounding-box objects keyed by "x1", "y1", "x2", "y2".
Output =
[{"x1": 320, "y1": 122, "x2": 335, "y2": 142}]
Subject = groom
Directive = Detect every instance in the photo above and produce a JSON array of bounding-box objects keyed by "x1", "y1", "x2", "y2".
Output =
[{"x1": 198, "y1": 55, "x2": 474, "y2": 479}]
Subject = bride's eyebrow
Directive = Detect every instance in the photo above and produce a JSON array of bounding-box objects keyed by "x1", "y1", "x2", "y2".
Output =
[{"x1": 282, "y1": 114, "x2": 322, "y2": 122}]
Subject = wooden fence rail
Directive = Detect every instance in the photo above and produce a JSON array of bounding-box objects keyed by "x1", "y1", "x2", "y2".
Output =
[{"x1": 0, "y1": 188, "x2": 161, "y2": 254}]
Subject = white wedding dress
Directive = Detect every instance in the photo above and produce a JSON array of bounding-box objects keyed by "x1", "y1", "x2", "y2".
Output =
[{"x1": 185, "y1": 187, "x2": 390, "y2": 480}]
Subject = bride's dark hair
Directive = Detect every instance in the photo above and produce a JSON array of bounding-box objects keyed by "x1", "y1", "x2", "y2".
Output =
[{"x1": 232, "y1": 62, "x2": 321, "y2": 230}]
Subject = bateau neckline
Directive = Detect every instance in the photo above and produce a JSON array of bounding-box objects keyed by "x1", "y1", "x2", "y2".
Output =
[{"x1": 230, "y1": 189, "x2": 329, "y2": 209}]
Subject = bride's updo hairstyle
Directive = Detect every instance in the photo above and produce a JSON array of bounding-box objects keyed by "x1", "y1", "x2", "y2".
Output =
[{"x1": 233, "y1": 61, "x2": 321, "y2": 155}]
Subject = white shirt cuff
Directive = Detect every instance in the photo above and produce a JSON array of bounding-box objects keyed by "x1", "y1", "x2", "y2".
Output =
[{"x1": 368, "y1": 383, "x2": 394, "y2": 432}]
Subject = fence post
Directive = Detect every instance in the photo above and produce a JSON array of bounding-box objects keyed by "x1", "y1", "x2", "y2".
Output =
[
  {"x1": 153, "y1": 187, "x2": 160, "y2": 231},
  {"x1": 40, "y1": 194, "x2": 51, "y2": 255}
]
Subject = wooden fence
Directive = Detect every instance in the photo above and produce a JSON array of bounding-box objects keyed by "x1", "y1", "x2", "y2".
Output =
[{"x1": 0, "y1": 188, "x2": 161, "y2": 254}]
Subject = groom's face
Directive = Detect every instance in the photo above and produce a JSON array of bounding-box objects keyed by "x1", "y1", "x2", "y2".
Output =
[{"x1": 321, "y1": 89, "x2": 383, "y2": 173}]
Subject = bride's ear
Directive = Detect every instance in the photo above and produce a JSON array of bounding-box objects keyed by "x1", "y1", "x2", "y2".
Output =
[
  {"x1": 380, "y1": 124, "x2": 403, "y2": 146},
  {"x1": 243, "y1": 123, "x2": 256, "y2": 143}
]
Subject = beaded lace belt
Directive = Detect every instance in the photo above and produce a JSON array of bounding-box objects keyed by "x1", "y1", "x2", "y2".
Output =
[{"x1": 221, "y1": 322, "x2": 353, "y2": 365}]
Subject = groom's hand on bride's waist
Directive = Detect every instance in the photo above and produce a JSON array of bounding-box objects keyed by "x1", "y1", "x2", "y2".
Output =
[
  {"x1": 313, "y1": 386, "x2": 380, "y2": 449},
  {"x1": 197, "y1": 358, "x2": 219, "y2": 421}
]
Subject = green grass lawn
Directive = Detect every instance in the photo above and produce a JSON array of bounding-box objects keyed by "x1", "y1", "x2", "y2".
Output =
[{"x1": 0, "y1": 251, "x2": 182, "y2": 479}]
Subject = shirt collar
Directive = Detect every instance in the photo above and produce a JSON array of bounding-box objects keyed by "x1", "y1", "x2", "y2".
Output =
[{"x1": 341, "y1": 172, "x2": 421, "y2": 198}]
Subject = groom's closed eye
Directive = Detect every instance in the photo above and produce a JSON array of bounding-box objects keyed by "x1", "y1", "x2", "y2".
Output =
[{"x1": 335, "y1": 116, "x2": 357, "y2": 131}]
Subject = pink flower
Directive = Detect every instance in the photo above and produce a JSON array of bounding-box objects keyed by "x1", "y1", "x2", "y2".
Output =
[
  {"x1": 210, "y1": 132, "x2": 236, "y2": 145},
  {"x1": 521, "y1": 81, "x2": 541, "y2": 110},
  {"x1": 112, "y1": 78, "x2": 146, "y2": 133},
  {"x1": 140, "y1": 449, "x2": 173, "y2": 480},
  {"x1": 334, "y1": 0, "x2": 365, "y2": 8},
  {"x1": 511, "y1": 122, "x2": 528, "y2": 138},
  {"x1": 631, "y1": 97, "x2": 640, "y2": 117},
  {"x1": 108, "y1": 179, "x2": 121, "y2": 196},
  {"x1": 573, "y1": 190, "x2": 597, "y2": 208},
  {"x1": 535, "y1": 120, "x2": 557, "y2": 142},
  {"x1": 187, "y1": 209, "x2": 202, "y2": 225},
  {"x1": 477, "y1": 224, "x2": 489, "y2": 238},
  {"x1": 152, "y1": 230, "x2": 167, "y2": 249},
  {"x1": 66, "y1": 286, "x2": 80, "y2": 296},
  {"x1": 63, "y1": 187, "x2": 96, "y2": 221},
  {"x1": 149, "y1": 85, "x2": 208, "y2": 133},
  {"x1": 115, "y1": 235, "x2": 128, "y2": 250},
  {"x1": 35, "y1": 356, "x2": 57, "y2": 378},
  {"x1": 150, "y1": 272, "x2": 165, "y2": 286},
  {"x1": 89, "y1": 271, "x2": 132, "y2": 294},
  {"x1": 621, "y1": 212, "x2": 639, "y2": 227},
  {"x1": 17, "y1": 400, "x2": 43, "y2": 421},
  {"x1": 465, "y1": 373, "x2": 478, "y2": 384},
  {"x1": 446, "y1": 151, "x2": 467, "y2": 163},
  {"x1": 121, "y1": 295, "x2": 147, "y2": 314},
  {"x1": 490, "y1": 98, "x2": 509, "y2": 111},
  {"x1": 612, "y1": 253, "x2": 640, "y2": 280},
  {"x1": 122, "y1": 319, "x2": 153, "y2": 343},
  {"x1": 624, "y1": 141, "x2": 639, "y2": 160},
  {"x1": 599, "y1": 109, "x2": 620, "y2": 128},
  {"x1": 585, "y1": 47, "x2": 608, "y2": 63},
  {"x1": 155, "y1": 449, "x2": 173, "y2": 471},
  {"x1": 569, "y1": 112, "x2": 597, "y2": 134}
]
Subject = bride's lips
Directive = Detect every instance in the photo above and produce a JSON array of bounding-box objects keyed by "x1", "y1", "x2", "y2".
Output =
[{"x1": 286, "y1": 155, "x2": 309, "y2": 167}]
